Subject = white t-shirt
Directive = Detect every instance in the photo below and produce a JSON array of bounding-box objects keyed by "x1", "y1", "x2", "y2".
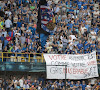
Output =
[
  {"x1": 13, "y1": 80, "x2": 18, "y2": 87},
  {"x1": 90, "y1": 31, "x2": 96, "y2": 39},
  {"x1": 53, "y1": 0, "x2": 59, "y2": 4},
  {"x1": 23, "y1": 84, "x2": 29, "y2": 89},
  {"x1": 5, "y1": 11, "x2": 12, "y2": 16},
  {"x1": 90, "y1": 78, "x2": 96, "y2": 85},
  {"x1": 54, "y1": 7, "x2": 60, "y2": 13},
  {"x1": 58, "y1": 44, "x2": 63, "y2": 51},
  {"x1": 86, "y1": 85, "x2": 92, "y2": 90},
  {"x1": 45, "y1": 42, "x2": 51, "y2": 48},
  {"x1": 19, "y1": 79, "x2": 24, "y2": 88},
  {"x1": 5, "y1": 19, "x2": 12, "y2": 28},
  {"x1": 69, "y1": 35, "x2": 76, "y2": 41},
  {"x1": 81, "y1": 26, "x2": 86, "y2": 34},
  {"x1": 38, "y1": 86, "x2": 41, "y2": 90},
  {"x1": 47, "y1": 0, "x2": 52, "y2": 6},
  {"x1": 2, "y1": 31, "x2": 7, "y2": 37},
  {"x1": 93, "y1": 11, "x2": 99, "y2": 18},
  {"x1": 0, "y1": 43, "x2": 2, "y2": 51}
]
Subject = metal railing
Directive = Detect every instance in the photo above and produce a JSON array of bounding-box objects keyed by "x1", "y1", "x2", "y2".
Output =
[
  {"x1": 0, "y1": 52, "x2": 44, "y2": 63},
  {"x1": 0, "y1": 52, "x2": 100, "y2": 63}
]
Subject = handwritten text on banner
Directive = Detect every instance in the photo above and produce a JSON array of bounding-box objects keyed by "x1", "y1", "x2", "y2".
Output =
[{"x1": 44, "y1": 51, "x2": 98, "y2": 79}]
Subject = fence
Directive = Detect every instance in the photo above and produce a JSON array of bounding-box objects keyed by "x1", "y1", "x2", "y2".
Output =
[
  {"x1": 0, "y1": 52, "x2": 100, "y2": 63},
  {"x1": 0, "y1": 52, "x2": 44, "y2": 62}
]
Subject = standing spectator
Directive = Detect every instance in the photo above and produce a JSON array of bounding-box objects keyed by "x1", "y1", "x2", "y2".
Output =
[
  {"x1": 20, "y1": 33, "x2": 26, "y2": 48},
  {"x1": 26, "y1": 75, "x2": 31, "y2": 86},
  {"x1": 82, "y1": 81, "x2": 86, "y2": 90},
  {"x1": 19, "y1": 76, "x2": 24, "y2": 88},
  {"x1": 54, "y1": 4, "x2": 60, "y2": 15},
  {"x1": 23, "y1": 81, "x2": 29, "y2": 89},
  {"x1": 13, "y1": 76, "x2": 18, "y2": 88},
  {"x1": 6, "y1": 34, "x2": 11, "y2": 41},
  {"x1": 5, "y1": 17, "x2": 12, "y2": 32},
  {"x1": 86, "y1": 82, "x2": 92, "y2": 90},
  {"x1": 13, "y1": 15, "x2": 18, "y2": 27},
  {"x1": 5, "y1": 9, "x2": 12, "y2": 16},
  {"x1": 2, "y1": 29, "x2": 7, "y2": 37},
  {"x1": 0, "y1": 40, "x2": 2, "y2": 52}
]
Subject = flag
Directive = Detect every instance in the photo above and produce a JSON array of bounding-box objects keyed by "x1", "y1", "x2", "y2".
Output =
[
  {"x1": 37, "y1": 0, "x2": 55, "y2": 34},
  {"x1": 40, "y1": 5, "x2": 55, "y2": 33},
  {"x1": 37, "y1": 0, "x2": 55, "y2": 49}
]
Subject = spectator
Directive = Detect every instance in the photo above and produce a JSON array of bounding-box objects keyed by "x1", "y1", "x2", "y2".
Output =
[
  {"x1": 0, "y1": 0, "x2": 99, "y2": 63},
  {"x1": 5, "y1": 17, "x2": 12, "y2": 32},
  {"x1": 86, "y1": 82, "x2": 92, "y2": 90},
  {"x1": 0, "y1": 40, "x2": 2, "y2": 52},
  {"x1": 19, "y1": 76, "x2": 24, "y2": 88},
  {"x1": 23, "y1": 81, "x2": 29, "y2": 89},
  {"x1": 2, "y1": 29, "x2": 7, "y2": 37},
  {"x1": 82, "y1": 81, "x2": 86, "y2": 90}
]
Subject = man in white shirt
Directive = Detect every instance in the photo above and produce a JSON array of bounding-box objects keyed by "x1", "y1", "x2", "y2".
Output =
[
  {"x1": 69, "y1": 34, "x2": 77, "y2": 41},
  {"x1": 53, "y1": 0, "x2": 59, "y2": 4},
  {"x1": 47, "y1": 0, "x2": 52, "y2": 6},
  {"x1": 23, "y1": 81, "x2": 29, "y2": 89},
  {"x1": 5, "y1": 17, "x2": 12, "y2": 32},
  {"x1": 0, "y1": 40, "x2": 2, "y2": 52},
  {"x1": 5, "y1": 9, "x2": 12, "y2": 16},
  {"x1": 13, "y1": 76, "x2": 18, "y2": 88},
  {"x1": 20, "y1": 33, "x2": 26, "y2": 48},
  {"x1": 90, "y1": 29, "x2": 96, "y2": 40},
  {"x1": 80, "y1": 24, "x2": 86, "y2": 34},
  {"x1": 19, "y1": 76, "x2": 24, "y2": 88},
  {"x1": 54, "y1": 4, "x2": 60, "y2": 14},
  {"x1": 86, "y1": 82, "x2": 92, "y2": 90},
  {"x1": 2, "y1": 29, "x2": 7, "y2": 37},
  {"x1": 93, "y1": 9, "x2": 99, "y2": 18},
  {"x1": 89, "y1": 78, "x2": 97, "y2": 86}
]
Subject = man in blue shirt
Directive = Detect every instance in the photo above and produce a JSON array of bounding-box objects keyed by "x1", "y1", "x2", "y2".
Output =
[
  {"x1": 77, "y1": 40, "x2": 83, "y2": 50},
  {"x1": 82, "y1": 0, "x2": 88, "y2": 10},
  {"x1": 77, "y1": 0, "x2": 83, "y2": 9},
  {"x1": 82, "y1": 81, "x2": 86, "y2": 90},
  {"x1": 17, "y1": 19, "x2": 22, "y2": 28},
  {"x1": 94, "y1": 25, "x2": 99, "y2": 34},
  {"x1": 84, "y1": 40, "x2": 90, "y2": 51},
  {"x1": 75, "y1": 81, "x2": 82, "y2": 90},
  {"x1": 18, "y1": 0, "x2": 21, "y2": 5},
  {"x1": 70, "y1": 81, "x2": 75, "y2": 89},
  {"x1": 90, "y1": 40, "x2": 96, "y2": 52}
]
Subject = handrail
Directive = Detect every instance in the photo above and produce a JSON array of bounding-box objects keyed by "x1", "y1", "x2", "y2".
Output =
[{"x1": 0, "y1": 52, "x2": 100, "y2": 63}]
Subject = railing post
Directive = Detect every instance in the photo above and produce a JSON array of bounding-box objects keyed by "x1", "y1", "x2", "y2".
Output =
[
  {"x1": 28, "y1": 54, "x2": 30, "y2": 62},
  {"x1": 42, "y1": 53, "x2": 43, "y2": 63},
  {"x1": 15, "y1": 53, "x2": 17, "y2": 62},
  {"x1": 2, "y1": 52, "x2": 3, "y2": 62}
]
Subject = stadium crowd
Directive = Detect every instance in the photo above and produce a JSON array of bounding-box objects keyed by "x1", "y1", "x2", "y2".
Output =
[
  {"x1": 0, "y1": 0, "x2": 100, "y2": 90},
  {"x1": 0, "y1": 75, "x2": 100, "y2": 90},
  {"x1": 0, "y1": 0, "x2": 99, "y2": 59}
]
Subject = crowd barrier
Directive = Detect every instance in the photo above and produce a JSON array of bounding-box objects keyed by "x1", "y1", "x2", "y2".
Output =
[
  {"x1": 0, "y1": 52, "x2": 100, "y2": 63},
  {"x1": 0, "y1": 52, "x2": 44, "y2": 62},
  {"x1": 13, "y1": 86, "x2": 100, "y2": 90}
]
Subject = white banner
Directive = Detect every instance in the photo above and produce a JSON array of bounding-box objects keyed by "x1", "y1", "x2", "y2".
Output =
[{"x1": 44, "y1": 51, "x2": 99, "y2": 79}]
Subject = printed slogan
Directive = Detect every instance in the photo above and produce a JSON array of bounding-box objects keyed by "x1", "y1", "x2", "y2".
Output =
[{"x1": 44, "y1": 51, "x2": 98, "y2": 79}]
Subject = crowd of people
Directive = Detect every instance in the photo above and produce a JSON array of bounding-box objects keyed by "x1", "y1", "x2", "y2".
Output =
[
  {"x1": 0, "y1": 75, "x2": 100, "y2": 90},
  {"x1": 0, "y1": 0, "x2": 100, "y2": 62},
  {"x1": 0, "y1": 0, "x2": 100, "y2": 90}
]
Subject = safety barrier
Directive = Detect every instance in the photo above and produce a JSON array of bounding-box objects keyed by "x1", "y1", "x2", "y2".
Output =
[
  {"x1": 0, "y1": 52, "x2": 44, "y2": 62},
  {"x1": 16, "y1": 86, "x2": 100, "y2": 90},
  {"x1": 0, "y1": 52, "x2": 100, "y2": 63}
]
